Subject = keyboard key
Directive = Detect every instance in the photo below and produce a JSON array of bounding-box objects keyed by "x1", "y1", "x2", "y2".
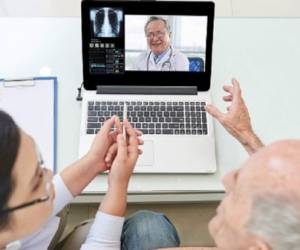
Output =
[
  {"x1": 88, "y1": 111, "x2": 97, "y2": 116},
  {"x1": 88, "y1": 117, "x2": 98, "y2": 122},
  {"x1": 86, "y1": 129, "x2": 95, "y2": 134},
  {"x1": 163, "y1": 129, "x2": 174, "y2": 134},
  {"x1": 169, "y1": 124, "x2": 179, "y2": 129},
  {"x1": 172, "y1": 118, "x2": 184, "y2": 123},
  {"x1": 87, "y1": 123, "x2": 100, "y2": 128},
  {"x1": 162, "y1": 124, "x2": 168, "y2": 129},
  {"x1": 141, "y1": 129, "x2": 148, "y2": 134},
  {"x1": 174, "y1": 106, "x2": 184, "y2": 111}
]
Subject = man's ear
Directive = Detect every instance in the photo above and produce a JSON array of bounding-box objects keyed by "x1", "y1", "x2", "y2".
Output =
[{"x1": 248, "y1": 239, "x2": 272, "y2": 250}]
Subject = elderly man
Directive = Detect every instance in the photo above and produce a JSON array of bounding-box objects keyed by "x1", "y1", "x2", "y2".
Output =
[
  {"x1": 155, "y1": 78, "x2": 300, "y2": 250},
  {"x1": 135, "y1": 16, "x2": 189, "y2": 71}
]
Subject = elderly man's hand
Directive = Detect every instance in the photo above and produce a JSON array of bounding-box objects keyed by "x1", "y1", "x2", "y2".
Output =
[{"x1": 205, "y1": 78, "x2": 263, "y2": 155}]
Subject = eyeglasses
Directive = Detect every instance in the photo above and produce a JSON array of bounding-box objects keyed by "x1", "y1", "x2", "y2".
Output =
[
  {"x1": 0, "y1": 160, "x2": 51, "y2": 216},
  {"x1": 146, "y1": 30, "x2": 167, "y2": 39}
]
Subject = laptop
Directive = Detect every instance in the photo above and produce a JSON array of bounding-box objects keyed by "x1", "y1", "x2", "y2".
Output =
[{"x1": 79, "y1": 0, "x2": 216, "y2": 173}]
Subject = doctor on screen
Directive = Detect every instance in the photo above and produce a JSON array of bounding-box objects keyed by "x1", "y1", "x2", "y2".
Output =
[{"x1": 134, "y1": 16, "x2": 189, "y2": 71}]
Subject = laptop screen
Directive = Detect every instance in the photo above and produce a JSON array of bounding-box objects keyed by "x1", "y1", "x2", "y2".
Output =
[{"x1": 82, "y1": 1, "x2": 214, "y2": 90}]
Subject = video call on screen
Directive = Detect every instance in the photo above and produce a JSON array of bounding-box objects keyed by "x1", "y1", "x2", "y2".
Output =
[{"x1": 88, "y1": 7, "x2": 208, "y2": 75}]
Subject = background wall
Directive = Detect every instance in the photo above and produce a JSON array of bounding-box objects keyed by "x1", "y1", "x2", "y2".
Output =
[
  {"x1": 1, "y1": 0, "x2": 300, "y2": 17},
  {"x1": 0, "y1": 0, "x2": 300, "y2": 17}
]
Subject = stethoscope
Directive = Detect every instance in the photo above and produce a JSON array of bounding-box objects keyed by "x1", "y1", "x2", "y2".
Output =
[{"x1": 146, "y1": 47, "x2": 173, "y2": 71}]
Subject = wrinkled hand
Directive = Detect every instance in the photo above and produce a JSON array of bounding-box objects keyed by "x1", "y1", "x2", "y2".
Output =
[
  {"x1": 108, "y1": 119, "x2": 140, "y2": 189},
  {"x1": 206, "y1": 79, "x2": 263, "y2": 154}
]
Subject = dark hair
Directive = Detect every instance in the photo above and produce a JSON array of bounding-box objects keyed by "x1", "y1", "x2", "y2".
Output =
[{"x1": 0, "y1": 110, "x2": 20, "y2": 229}]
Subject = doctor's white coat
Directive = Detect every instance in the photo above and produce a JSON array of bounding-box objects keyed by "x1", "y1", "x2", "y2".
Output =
[{"x1": 134, "y1": 48, "x2": 189, "y2": 71}]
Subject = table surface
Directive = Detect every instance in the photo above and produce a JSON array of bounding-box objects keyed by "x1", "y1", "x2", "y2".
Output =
[{"x1": 1, "y1": 17, "x2": 300, "y2": 202}]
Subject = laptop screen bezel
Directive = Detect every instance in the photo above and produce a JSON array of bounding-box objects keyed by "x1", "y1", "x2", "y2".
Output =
[{"x1": 81, "y1": 0, "x2": 215, "y2": 91}]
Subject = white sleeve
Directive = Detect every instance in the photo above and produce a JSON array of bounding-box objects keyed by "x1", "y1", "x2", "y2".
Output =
[
  {"x1": 80, "y1": 212, "x2": 125, "y2": 250},
  {"x1": 51, "y1": 174, "x2": 74, "y2": 216},
  {"x1": 175, "y1": 52, "x2": 190, "y2": 71}
]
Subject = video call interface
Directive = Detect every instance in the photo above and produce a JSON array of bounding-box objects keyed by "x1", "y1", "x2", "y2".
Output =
[{"x1": 88, "y1": 7, "x2": 208, "y2": 75}]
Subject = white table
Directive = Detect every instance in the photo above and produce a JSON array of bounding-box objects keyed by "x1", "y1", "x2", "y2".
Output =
[{"x1": 1, "y1": 17, "x2": 300, "y2": 202}]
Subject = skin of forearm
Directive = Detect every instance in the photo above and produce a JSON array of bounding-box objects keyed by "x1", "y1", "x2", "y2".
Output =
[
  {"x1": 241, "y1": 131, "x2": 264, "y2": 155},
  {"x1": 60, "y1": 155, "x2": 100, "y2": 197},
  {"x1": 99, "y1": 184, "x2": 128, "y2": 217}
]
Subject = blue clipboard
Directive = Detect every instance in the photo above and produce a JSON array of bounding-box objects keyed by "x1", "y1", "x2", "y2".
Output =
[{"x1": 0, "y1": 76, "x2": 58, "y2": 173}]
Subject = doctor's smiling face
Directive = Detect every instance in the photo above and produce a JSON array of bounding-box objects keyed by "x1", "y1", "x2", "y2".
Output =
[{"x1": 145, "y1": 18, "x2": 171, "y2": 56}]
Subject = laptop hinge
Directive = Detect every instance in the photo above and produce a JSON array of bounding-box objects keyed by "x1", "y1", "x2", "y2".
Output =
[{"x1": 96, "y1": 85, "x2": 197, "y2": 95}]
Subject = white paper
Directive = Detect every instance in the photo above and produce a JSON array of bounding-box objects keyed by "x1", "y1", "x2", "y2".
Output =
[{"x1": 0, "y1": 79, "x2": 56, "y2": 171}]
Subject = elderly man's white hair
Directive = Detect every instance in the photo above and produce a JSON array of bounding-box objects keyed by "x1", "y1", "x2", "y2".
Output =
[
  {"x1": 144, "y1": 16, "x2": 171, "y2": 34},
  {"x1": 246, "y1": 193, "x2": 300, "y2": 250}
]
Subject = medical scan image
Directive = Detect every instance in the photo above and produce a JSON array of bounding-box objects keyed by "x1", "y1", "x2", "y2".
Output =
[{"x1": 90, "y1": 8, "x2": 123, "y2": 38}]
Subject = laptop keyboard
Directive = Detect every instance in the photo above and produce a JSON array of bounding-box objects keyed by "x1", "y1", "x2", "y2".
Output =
[{"x1": 86, "y1": 101, "x2": 208, "y2": 135}]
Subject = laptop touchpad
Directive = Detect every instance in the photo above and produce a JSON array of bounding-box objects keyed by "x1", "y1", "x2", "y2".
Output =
[{"x1": 137, "y1": 140, "x2": 154, "y2": 166}]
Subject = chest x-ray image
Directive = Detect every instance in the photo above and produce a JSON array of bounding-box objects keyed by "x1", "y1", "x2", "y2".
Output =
[{"x1": 90, "y1": 8, "x2": 123, "y2": 38}]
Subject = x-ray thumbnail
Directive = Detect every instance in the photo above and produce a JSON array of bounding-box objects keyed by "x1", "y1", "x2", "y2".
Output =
[{"x1": 90, "y1": 8, "x2": 123, "y2": 38}]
